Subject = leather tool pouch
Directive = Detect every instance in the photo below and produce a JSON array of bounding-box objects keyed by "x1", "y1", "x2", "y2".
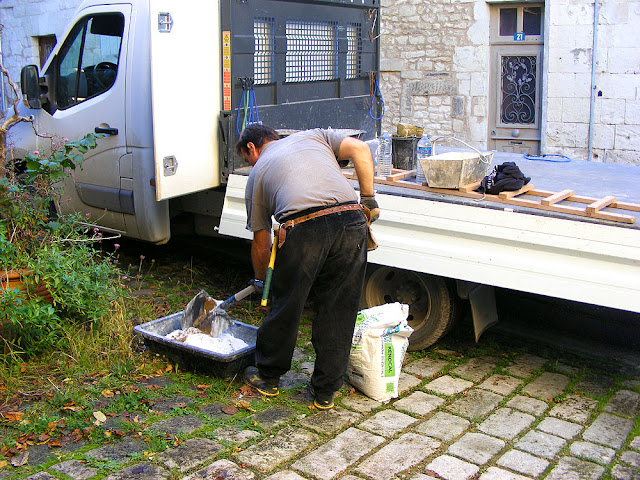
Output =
[
  {"x1": 277, "y1": 227, "x2": 287, "y2": 248},
  {"x1": 362, "y1": 206, "x2": 378, "y2": 251}
]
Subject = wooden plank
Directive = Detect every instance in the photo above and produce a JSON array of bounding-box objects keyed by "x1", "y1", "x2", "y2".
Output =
[
  {"x1": 502, "y1": 196, "x2": 636, "y2": 224},
  {"x1": 459, "y1": 182, "x2": 481, "y2": 193},
  {"x1": 498, "y1": 183, "x2": 535, "y2": 199},
  {"x1": 586, "y1": 195, "x2": 616, "y2": 215},
  {"x1": 386, "y1": 169, "x2": 416, "y2": 182},
  {"x1": 614, "y1": 201, "x2": 640, "y2": 212},
  {"x1": 541, "y1": 189, "x2": 574, "y2": 206}
]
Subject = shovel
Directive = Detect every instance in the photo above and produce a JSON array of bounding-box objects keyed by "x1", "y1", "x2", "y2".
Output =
[{"x1": 181, "y1": 285, "x2": 257, "y2": 337}]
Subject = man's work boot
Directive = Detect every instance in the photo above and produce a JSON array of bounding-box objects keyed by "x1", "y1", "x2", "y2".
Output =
[
  {"x1": 243, "y1": 366, "x2": 279, "y2": 396},
  {"x1": 310, "y1": 385, "x2": 335, "y2": 410}
]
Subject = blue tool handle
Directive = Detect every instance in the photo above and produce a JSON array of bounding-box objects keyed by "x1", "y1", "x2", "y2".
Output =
[{"x1": 218, "y1": 284, "x2": 256, "y2": 311}]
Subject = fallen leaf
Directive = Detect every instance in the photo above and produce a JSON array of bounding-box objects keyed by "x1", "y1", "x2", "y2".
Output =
[
  {"x1": 0, "y1": 460, "x2": 7, "y2": 468},
  {"x1": 37, "y1": 433, "x2": 50, "y2": 442},
  {"x1": 239, "y1": 385, "x2": 254, "y2": 396},
  {"x1": 133, "y1": 415, "x2": 139, "y2": 423},
  {"x1": 197, "y1": 384, "x2": 211, "y2": 390},
  {"x1": 62, "y1": 405, "x2": 83, "y2": 412},
  {"x1": 101, "y1": 389, "x2": 114, "y2": 398},
  {"x1": 236, "y1": 401, "x2": 252, "y2": 410},
  {"x1": 4, "y1": 412, "x2": 24, "y2": 422},
  {"x1": 49, "y1": 439, "x2": 62, "y2": 448},
  {"x1": 10, "y1": 451, "x2": 28, "y2": 467},
  {"x1": 221, "y1": 405, "x2": 238, "y2": 415},
  {"x1": 93, "y1": 411, "x2": 107, "y2": 423},
  {"x1": 165, "y1": 364, "x2": 173, "y2": 372}
]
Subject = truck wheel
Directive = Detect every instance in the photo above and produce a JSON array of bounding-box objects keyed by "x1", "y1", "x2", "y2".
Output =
[{"x1": 360, "y1": 266, "x2": 456, "y2": 350}]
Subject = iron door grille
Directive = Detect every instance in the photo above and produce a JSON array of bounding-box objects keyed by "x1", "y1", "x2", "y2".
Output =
[{"x1": 285, "y1": 20, "x2": 338, "y2": 83}]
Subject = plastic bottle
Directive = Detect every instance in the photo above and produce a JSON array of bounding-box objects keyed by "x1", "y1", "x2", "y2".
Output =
[
  {"x1": 377, "y1": 132, "x2": 393, "y2": 177},
  {"x1": 416, "y1": 134, "x2": 432, "y2": 185}
]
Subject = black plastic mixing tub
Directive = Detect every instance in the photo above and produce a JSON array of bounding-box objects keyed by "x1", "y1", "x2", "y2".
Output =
[{"x1": 133, "y1": 312, "x2": 257, "y2": 377}]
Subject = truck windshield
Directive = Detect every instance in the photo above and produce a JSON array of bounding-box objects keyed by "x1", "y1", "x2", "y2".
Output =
[{"x1": 55, "y1": 13, "x2": 124, "y2": 110}]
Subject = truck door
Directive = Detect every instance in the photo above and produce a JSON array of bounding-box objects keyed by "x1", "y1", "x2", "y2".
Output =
[{"x1": 40, "y1": 5, "x2": 132, "y2": 233}]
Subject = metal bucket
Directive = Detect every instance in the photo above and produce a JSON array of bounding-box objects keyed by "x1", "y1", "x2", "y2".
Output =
[
  {"x1": 419, "y1": 136, "x2": 493, "y2": 189},
  {"x1": 392, "y1": 136, "x2": 419, "y2": 171}
]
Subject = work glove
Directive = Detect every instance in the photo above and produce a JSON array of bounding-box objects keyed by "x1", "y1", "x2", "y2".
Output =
[
  {"x1": 360, "y1": 194, "x2": 380, "y2": 223},
  {"x1": 251, "y1": 279, "x2": 265, "y2": 295}
]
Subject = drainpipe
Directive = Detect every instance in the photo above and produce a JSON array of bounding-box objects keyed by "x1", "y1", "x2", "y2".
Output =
[
  {"x1": 587, "y1": 0, "x2": 600, "y2": 161},
  {"x1": 0, "y1": 37, "x2": 5, "y2": 113}
]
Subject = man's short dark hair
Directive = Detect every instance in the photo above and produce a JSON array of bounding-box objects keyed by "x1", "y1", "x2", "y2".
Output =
[{"x1": 235, "y1": 124, "x2": 280, "y2": 155}]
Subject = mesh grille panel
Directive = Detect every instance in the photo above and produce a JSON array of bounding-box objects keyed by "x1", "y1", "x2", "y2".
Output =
[
  {"x1": 254, "y1": 17, "x2": 274, "y2": 85},
  {"x1": 286, "y1": 20, "x2": 337, "y2": 82},
  {"x1": 346, "y1": 23, "x2": 362, "y2": 79}
]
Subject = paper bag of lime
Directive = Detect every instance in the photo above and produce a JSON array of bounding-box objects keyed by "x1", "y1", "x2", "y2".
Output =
[{"x1": 347, "y1": 302, "x2": 413, "y2": 402}]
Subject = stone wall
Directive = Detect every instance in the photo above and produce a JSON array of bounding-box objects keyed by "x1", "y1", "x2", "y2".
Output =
[
  {"x1": 545, "y1": 0, "x2": 640, "y2": 163},
  {"x1": 379, "y1": 0, "x2": 490, "y2": 150}
]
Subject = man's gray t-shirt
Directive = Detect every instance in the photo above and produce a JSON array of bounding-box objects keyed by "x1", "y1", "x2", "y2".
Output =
[{"x1": 245, "y1": 129, "x2": 359, "y2": 232}]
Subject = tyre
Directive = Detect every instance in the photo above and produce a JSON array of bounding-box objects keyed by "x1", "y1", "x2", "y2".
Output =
[{"x1": 360, "y1": 265, "x2": 457, "y2": 350}]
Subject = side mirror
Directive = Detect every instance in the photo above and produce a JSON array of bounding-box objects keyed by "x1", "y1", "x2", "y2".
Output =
[{"x1": 20, "y1": 65, "x2": 43, "y2": 109}]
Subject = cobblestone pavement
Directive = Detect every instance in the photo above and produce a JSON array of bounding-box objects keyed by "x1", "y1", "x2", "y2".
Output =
[{"x1": 4, "y1": 341, "x2": 640, "y2": 480}]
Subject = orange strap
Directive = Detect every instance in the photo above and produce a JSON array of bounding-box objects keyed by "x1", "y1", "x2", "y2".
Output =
[{"x1": 281, "y1": 203, "x2": 363, "y2": 230}]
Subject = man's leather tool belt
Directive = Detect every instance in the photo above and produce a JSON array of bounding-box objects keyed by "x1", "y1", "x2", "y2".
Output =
[{"x1": 277, "y1": 203, "x2": 363, "y2": 248}]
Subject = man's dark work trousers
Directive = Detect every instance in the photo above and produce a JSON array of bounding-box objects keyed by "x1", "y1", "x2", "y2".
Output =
[{"x1": 256, "y1": 208, "x2": 368, "y2": 401}]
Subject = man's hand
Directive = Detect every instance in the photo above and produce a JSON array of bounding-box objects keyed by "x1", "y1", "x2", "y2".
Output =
[{"x1": 360, "y1": 194, "x2": 380, "y2": 223}]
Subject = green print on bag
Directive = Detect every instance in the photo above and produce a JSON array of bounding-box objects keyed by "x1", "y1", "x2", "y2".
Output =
[{"x1": 384, "y1": 337, "x2": 395, "y2": 377}]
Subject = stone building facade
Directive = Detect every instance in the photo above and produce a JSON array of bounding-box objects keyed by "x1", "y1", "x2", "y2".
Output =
[{"x1": 1, "y1": 0, "x2": 638, "y2": 164}]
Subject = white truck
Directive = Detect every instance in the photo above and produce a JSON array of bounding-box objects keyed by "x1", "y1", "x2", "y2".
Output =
[{"x1": 12, "y1": 0, "x2": 640, "y2": 350}]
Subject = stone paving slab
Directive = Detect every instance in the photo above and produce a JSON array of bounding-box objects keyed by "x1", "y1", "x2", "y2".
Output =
[
  {"x1": 424, "y1": 375, "x2": 473, "y2": 396},
  {"x1": 212, "y1": 425, "x2": 261, "y2": 444},
  {"x1": 84, "y1": 437, "x2": 147, "y2": 463},
  {"x1": 544, "y1": 456, "x2": 605, "y2": 480},
  {"x1": 575, "y1": 373, "x2": 616, "y2": 398},
  {"x1": 505, "y1": 395, "x2": 548, "y2": 416},
  {"x1": 49, "y1": 460, "x2": 97, "y2": 480},
  {"x1": 425, "y1": 454, "x2": 480, "y2": 480},
  {"x1": 448, "y1": 432, "x2": 506, "y2": 465},
  {"x1": 102, "y1": 463, "x2": 169, "y2": 480},
  {"x1": 266, "y1": 471, "x2": 307, "y2": 480},
  {"x1": 237, "y1": 426, "x2": 321, "y2": 472},
  {"x1": 404, "y1": 357, "x2": 449, "y2": 378},
  {"x1": 398, "y1": 372, "x2": 423, "y2": 393},
  {"x1": 155, "y1": 437, "x2": 223, "y2": 472},
  {"x1": 479, "y1": 466, "x2": 533, "y2": 480},
  {"x1": 611, "y1": 463, "x2": 640, "y2": 480},
  {"x1": 496, "y1": 449, "x2": 549, "y2": 477},
  {"x1": 477, "y1": 374, "x2": 523, "y2": 396},
  {"x1": 23, "y1": 473, "x2": 57, "y2": 480},
  {"x1": 149, "y1": 395, "x2": 196, "y2": 414},
  {"x1": 548, "y1": 394, "x2": 598, "y2": 423},
  {"x1": 356, "y1": 433, "x2": 440, "y2": 480},
  {"x1": 478, "y1": 408, "x2": 535, "y2": 440},
  {"x1": 604, "y1": 390, "x2": 640, "y2": 418},
  {"x1": 414, "y1": 411, "x2": 470, "y2": 441},
  {"x1": 451, "y1": 356, "x2": 498, "y2": 382},
  {"x1": 536, "y1": 417, "x2": 583, "y2": 439},
  {"x1": 147, "y1": 414, "x2": 203, "y2": 435},
  {"x1": 393, "y1": 391, "x2": 444, "y2": 416},
  {"x1": 569, "y1": 441, "x2": 616, "y2": 464},
  {"x1": 621, "y1": 450, "x2": 640, "y2": 468},
  {"x1": 358, "y1": 409, "x2": 418, "y2": 437},
  {"x1": 299, "y1": 407, "x2": 361, "y2": 434},
  {"x1": 182, "y1": 459, "x2": 255, "y2": 480},
  {"x1": 521, "y1": 372, "x2": 570, "y2": 400},
  {"x1": 292, "y1": 427, "x2": 385, "y2": 480},
  {"x1": 515, "y1": 430, "x2": 566, "y2": 460},
  {"x1": 504, "y1": 354, "x2": 547, "y2": 378},
  {"x1": 446, "y1": 388, "x2": 503, "y2": 420},
  {"x1": 582, "y1": 412, "x2": 635, "y2": 449},
  {"x1": 250, "y1": 405, "x2": 299, "y2": 430},
  {"x1": 340, "y1": 392, "x2": 381, "y2": 412}
]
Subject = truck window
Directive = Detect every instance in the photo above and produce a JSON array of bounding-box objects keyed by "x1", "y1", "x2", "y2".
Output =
[{"x1": 55, "y1": 13, "x2": 124, "y2": 110}]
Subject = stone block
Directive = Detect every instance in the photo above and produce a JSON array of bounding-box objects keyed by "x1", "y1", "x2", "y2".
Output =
[
  {"x1": 515, "y1": 430, "x2": 566, "y2": 459},
  {"x1": 147, "y1": 415, "x2": 203, "y2": 436},
  {"x1": 447, "y1": 432, "x2": 505, "y2": 464},
  {"x1": 85, "y1": 437, "x2": 147, "y2": 463},
  {"x1": 299, "y1": 407, "x2": 361, "y2": 434},
  {"x1": 621, "y1": 451, "x2": 640, "y2": 468},
  {"x1": 102, "y1": 463, "x2": 170, "y2": 480},
  {"x1": 425, "y1": 455, "x2": 479, "y2": 480},
  {"x1": 612, "y1": 463, "x2": 640, "y2": 480},
  {"x1": 592, "y1": 123, "x2": 616, "y2": 150},
  {"x1": 561, "y1": 97, "x2": 591, "y2": 123},
  {"x1": 545, "y1": 456, "x2": 605, "y2": 480},
  {"x1": 478, "y1": 408, "x2": 535, "y2": 440},
  {"x1": 570, "y1": 441, "x2": 616, "y2": 464},
  {"x1": 356, "y1": 433, "x2": 440, "y2": 480},
  {"x1": 625, "y1": 100, "x2": 640, "y2": 125},
  {"x1": 250, "y1": 406, "x2": 298, "y2": 430},
  {"x1": 608, "y1": 48, "x2": 640, "y2": 74},
  {"x1": 504, "y1": 354, "x2": 547, "y2": 378},
  {"x1": 478, "y1": 467, "x2": 533, "y2": 480},
  {"x1": 399, "y1": 371, "x2": 423, "y2": 393},
  {"x1": 49, "y1": 460, "x2": 98, "y2": 480},
  {"x1": 381, "y1": 58, "x2": 404, "y2": 72},
  {"x1": 583, "y1": 413, "x2": 634, "y2": 449},
  {"x1": 477, "y1": 375, "x2": 523, "y2": 396},
  {"x1": 521, "y1": 372, "x2": 570, "y2": 400},
  {"x1": 415, "y1": 411, "x2": 470, "y2": 441},
  {"x1": 598, "y1": 98, "x2": 627, "y2": 124},
  {"x1": 575, "y1": 373, "x2": 616, "y2": 398},
  {"x1": 446, "y1": 389, "x2": 503, "y2": 420},
  {"x1": 182, "y1": 459, "x2": 254, "y2": 480},
  {"x1": 452, "y1": 357, "x2": 498, "y2": 382},
  {"x1": 156, "y1": 437, "x2": 223, "y2": 472},
  {"x1": 404, "y1": 356, "x2": 449, "y2": 378},
  {"x1": 359, "y1": 409, "x2": 417, "y2": 437},
  {"x1": 537, "y1": 417, "x2": 583, "y2": 439},
  {"x1": 424, "y1": 375, "x2": 473, "y2": 396},
  {"x1": 394, "y1": 391, "x2": 444, "y2": 416},
  {"x1": 340, "y1": 392, "x2": 381, "y2": 412},
  {"x1": 292, "y1": 427, "x2": 385, "y2": 480},
  {"x1": 238, "y1": 426, "x2": 321, "y2": 472},
  {"x1": 497, "y1": 449, "x2": 549, "y2": 477},
  {"x1": 266, "y1": 472, "x2": 307, "y2": 480},
  {"x1": 212, "y1": 426, "x2": 260, "y2": 444},
  {"x1": 614, "y1": 125, "x2": 640, "y2": 151}
]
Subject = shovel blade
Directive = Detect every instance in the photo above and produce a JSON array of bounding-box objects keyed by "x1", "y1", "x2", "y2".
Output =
[{"x1": 181, "y1": 290, "x2": 217, "y2": 331}]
